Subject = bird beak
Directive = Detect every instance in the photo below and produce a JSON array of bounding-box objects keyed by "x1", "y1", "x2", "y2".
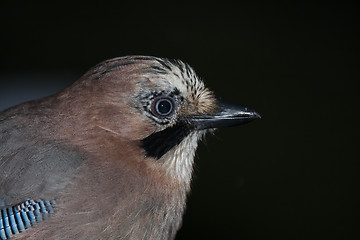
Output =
[{"x1": 190, "y1": 100, "x2": 261, "y2": 130}]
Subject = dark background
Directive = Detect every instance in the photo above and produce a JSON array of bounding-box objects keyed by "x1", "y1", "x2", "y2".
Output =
[{"x1": 1, "y1": 2, "x2": 359, "y2": 239}]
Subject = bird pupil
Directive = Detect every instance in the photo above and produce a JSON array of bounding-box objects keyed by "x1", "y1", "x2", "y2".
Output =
[{"x1": 156, "y1": 99, "x2": 172, "y2": 115}]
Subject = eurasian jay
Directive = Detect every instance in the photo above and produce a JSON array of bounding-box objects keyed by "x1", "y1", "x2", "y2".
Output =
[{"x1": 0, "y1": 56, "x2": 259, "y2": 239}]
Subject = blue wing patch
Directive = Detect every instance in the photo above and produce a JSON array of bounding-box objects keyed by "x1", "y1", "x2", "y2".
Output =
[{"x1": 0, "y1": 199, "x2": 56, "y2": 239}]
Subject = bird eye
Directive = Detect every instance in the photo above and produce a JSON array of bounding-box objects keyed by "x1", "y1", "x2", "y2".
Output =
[{"x1": 152, "y1": 97, "x2": 174, "y2": 117}]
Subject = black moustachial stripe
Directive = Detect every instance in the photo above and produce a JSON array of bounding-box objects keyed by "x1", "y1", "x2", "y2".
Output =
[
  {"x1": 0, "y1": 199, "x2": 56, "y2": 240},
  {"x1": 141, "y1": 121, "x2": 193, "y2": 159}
]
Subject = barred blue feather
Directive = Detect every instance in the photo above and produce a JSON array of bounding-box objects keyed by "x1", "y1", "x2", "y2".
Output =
[{"x1": 0, "y1": 199, "x2": 56, "y2": 239}]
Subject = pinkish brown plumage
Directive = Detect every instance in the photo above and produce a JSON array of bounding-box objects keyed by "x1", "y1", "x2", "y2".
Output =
[{"x1": 0, "y1": 56, "x2": 259, "y2": 239}]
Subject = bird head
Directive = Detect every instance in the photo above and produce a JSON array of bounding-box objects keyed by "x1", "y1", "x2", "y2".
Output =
[{"x1": 55, "y1": 56, "x2": 259, "y2": 183}]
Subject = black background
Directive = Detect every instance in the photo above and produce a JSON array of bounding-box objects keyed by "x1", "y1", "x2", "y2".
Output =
[{"x1": 1, "y1": 2, "x2": 359, "y2": 239}]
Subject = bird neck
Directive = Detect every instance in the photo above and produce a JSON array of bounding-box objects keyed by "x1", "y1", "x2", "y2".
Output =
[{"x1": 158, "y1": 131, "x2": 205, "y2": 191}]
